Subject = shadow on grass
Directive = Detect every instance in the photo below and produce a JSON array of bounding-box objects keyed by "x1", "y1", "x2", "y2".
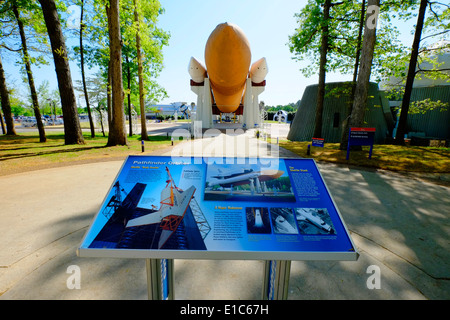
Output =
[{"x1": 0, "y1": 144, "x2": 108, "y2": 162}]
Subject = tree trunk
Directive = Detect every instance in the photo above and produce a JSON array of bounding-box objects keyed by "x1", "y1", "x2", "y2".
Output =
[
  {"x1": 126, "y1": 54, "x2": 132, "y2": 137},
  {"x1": 80, "y1": 0, "x2": 95, "y2": 138},
  {"x1": 134, "y1": 0, "x2": 148, "y2": 140},
  {"x1": 13, "y1": 4, "x2": 46, "y2": 142},
  {"x1": 348, "y1": 0, "x2": 379, "y2": 133},
  {"x1": 106, "y1": 0, "x2": 127, "y2": 146},
  {"x1": 340, "y1": 0, "x2": 366, "y2": 150},
  {"x1": 38, "y1": 0, "x2": 84, "y2": 145},
  {"x1": 107, "y1": 63, "x2": 112, "y2": 129},
  {"x1": 0, "y1": 55, "x2": 17, "y2": 135},
  {"x1": 394, "y1": 0, "x2": 427, "y2": 144},
  {"x1": 0, "y1": 108, "x2": 5, "y2": 134},
  {"x1": 313, "y1": 0, "x2": 331, "y2": 139}
]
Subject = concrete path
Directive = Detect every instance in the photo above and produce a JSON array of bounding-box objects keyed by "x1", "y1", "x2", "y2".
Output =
[{"x1": 1, "y1": 130, "x2": 448, "y2": 299}]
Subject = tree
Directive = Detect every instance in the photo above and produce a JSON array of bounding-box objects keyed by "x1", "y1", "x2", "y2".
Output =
[
  {"x1": 394, "y1": 0, "x2": 448, "y2": 144},
  {"x1": 79, "y1": 0, "x2": 95, "y2": 138},
  {"x1": 289, "y1": 0, "x2": 332, "y2": 139},
  {"x1": 339, "y1": 0, "x2": 366, "y2": 150},
  {"x1": 122, "y1": 0, "x2": 169, "y2": 140},
  {"x1": 0, "y1": 54, "x2": 16, "y2": 135},
  {"x1": 289, "y1": 0, "x2": 410, "y2": 144},
  {"x1": 346, "y1": 0, "x2": 380, "y2": 144},
  {"x1": 313, "y1": 0, "x2": 332, "y2": 139},
  {"x1": 106, "y1": 0, "x2": 127, "y2": 146},
  {"x1": 71, "y1": 0, "x2": 168, "y2": 144},
  {"x1": 12, "y1": 2, "x2": 46, "y2": 142},
  {"x1": 73, "y1": 0, "x2": 112, "y2": 133},
  {"x1": 134, "y1": 0, "x2": 147, "y2": 140},
  {"x1": 289, "y1": 0, "x2": 367, "y2": 139},
  {"x1": 38, "y1": 0, "x2": 84, "y2": 145}
]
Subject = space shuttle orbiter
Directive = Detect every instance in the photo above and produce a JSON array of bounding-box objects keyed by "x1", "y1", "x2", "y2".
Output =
[{"x1": 126, "y1": 168, "x2": 196, "y2": 248}]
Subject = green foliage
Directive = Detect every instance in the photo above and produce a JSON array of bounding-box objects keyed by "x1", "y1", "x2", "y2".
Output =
[
  {"x1": 70, "y1": 0, "x2": 170, "y2": 108},
  {"x1": 288, "y1": 0, "x2": 419, "y2": 80},
  {"x1": 408, "y1": 98, "x2": 448, "y2": 114},
  {"x1": 0, "y1": 0, "x2": 51, "y2": 69},
  {"x1": 265, "y1": 101, "x2": 300, "y2": 112},
  {"x1": 379, "y1": 1, "x2": 449, "y2": 85}
]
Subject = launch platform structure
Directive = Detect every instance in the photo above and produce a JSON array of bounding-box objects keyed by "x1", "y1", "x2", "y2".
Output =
[
  {"x1": 188, "y1": 197, "x2": 211, "y2": 240},
  {"x1": 190, "y1": 75, "x2": 266, "y2": 130},
  {"x1": 260, "y1": 102, "x2": 269, "y2": 140},
  {"x1": 101, "y1": 181, "x2": 126, "y2": 220}
]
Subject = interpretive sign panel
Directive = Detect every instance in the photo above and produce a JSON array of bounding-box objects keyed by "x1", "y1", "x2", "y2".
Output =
[
  {"x1": 311, "y1": 138, "x2": 324, "y2": 147},
  {"x1": 347, "y1": 127, "x2": 375, "y2": 160},
  {"x1": 78, "y1": 156, "x2": 358, "y2": 261}
]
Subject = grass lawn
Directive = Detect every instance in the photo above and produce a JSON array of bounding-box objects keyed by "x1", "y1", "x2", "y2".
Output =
[
  {"x1": 2, "y1": 131, "x2": 449, "y2": 176},
  {"x1": 277, "y1": 140, "x2": 450, "y2": 173},
  {"x1": 0, "y1": 132, "x2": 178, "y2": 176}
]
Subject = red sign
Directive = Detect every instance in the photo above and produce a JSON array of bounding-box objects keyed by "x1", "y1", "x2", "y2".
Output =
[{"x1": 350, "y1": 127, "x2": 376, "y2": 132}]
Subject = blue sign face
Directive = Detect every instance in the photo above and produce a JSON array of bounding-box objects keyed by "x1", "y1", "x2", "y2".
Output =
[
  {"x1": 312, "y1": 138, "x2": 324, "y2": 147},
  {"x1": 78, "y1": 156, "x2": 357, "y2": 261},
  {"x1": 347, "y1": 128, "x2": 376, "y2": 160},
  {"x1": 348, "y1": 128, "x2": 375, "y2": 146}
]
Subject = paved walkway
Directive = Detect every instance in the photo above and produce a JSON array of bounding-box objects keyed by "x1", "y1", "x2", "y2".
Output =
[{"x1": 0, "y1": 130, "x2": 449, "y2": 299}]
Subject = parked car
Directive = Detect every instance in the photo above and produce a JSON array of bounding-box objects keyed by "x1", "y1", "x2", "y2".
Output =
[{"x1": 21, "y1": 118, "x2": 37, "y2": 127}]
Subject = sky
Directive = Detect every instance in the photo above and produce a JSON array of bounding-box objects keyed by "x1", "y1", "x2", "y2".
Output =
[
  {"x1": 3, "y1": 0, "x2": 420, "y2": 109},
  {"x1": 156, "y1": 0, "x2": 309, "y2": 107}
]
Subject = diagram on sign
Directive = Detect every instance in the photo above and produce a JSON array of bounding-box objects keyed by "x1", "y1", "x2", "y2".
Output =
[{"x1": 89, "y1": 167, "x2": 208, "y2": 251}]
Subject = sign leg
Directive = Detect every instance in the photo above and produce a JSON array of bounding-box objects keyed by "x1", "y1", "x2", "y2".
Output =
[
  {"x1": 146, "y1": 258, "x2": 174, "y2": 300},
  {"x1": 346, "y1": 143, "x2": 350, "y2": 160},
  {"x1": 262, "y1": 260, "x2": 291, "y2": 300}
]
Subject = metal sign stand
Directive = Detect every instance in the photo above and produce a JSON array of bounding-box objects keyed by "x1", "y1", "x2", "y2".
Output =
[
  {"x1": 262, "y1": 260, "x2": 291, "y2": 300},
  {"x1": 146, "y1": 258, "x2": 174, "y2": 300},
  {"x1": 146, "y1": 258, "x2": 292, "y2": 300}
]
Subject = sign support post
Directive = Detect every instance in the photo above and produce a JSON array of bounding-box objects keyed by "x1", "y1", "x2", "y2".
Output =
[
  {"x1": 146, "y1": 258, "x2": 174, "y2": 300},
  {"x1": 262, "y1": 260, "x2": 291, "y2": 300}
]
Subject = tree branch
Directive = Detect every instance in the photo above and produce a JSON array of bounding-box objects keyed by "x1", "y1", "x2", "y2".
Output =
[
  {"x1": 330, "y1": 1, "x2": 345, "y2": 7},
  {"x1": 428, "y1": 1, "x2": 450, "y2": 9},
  {"x1": 420, "y1": 29, "x2": 449, "y2": 41},
  {"x1": 419, "y1": 44, "x2": 450, "y2": 54},
  {"x1": 428, "y1": 2, "x2": 441, "y2": 20},
  {"x1": 0, "y1": 44, "x2": 21, "y2": 52},
  {"x1": 415, "y1": 67, "x2": 450, "y2": 75},
  {"x1": 329, "y1": 16, "x2": 360, "y2": 23}
]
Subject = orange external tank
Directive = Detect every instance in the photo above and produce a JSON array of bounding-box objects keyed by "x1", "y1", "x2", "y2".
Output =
[{"x1": 205, "y1": 22, "x2": 251, "y2": 113}]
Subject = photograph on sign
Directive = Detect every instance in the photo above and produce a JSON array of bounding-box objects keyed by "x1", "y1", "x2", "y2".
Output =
[
  {"x1": 294, "y1": 208, "x2": 336, "y2": 235},
  {"x1": 246, "y1": 207, "x2": 272, "y2": 234},
  {"x1": 78, "y1": 156, "x2": 358, "y2": 260},
  {"x1": 204, "y1": 161, "x2": 296, "y2": 202},
  {"x1": 269, "y1": 208, "x2": 299, "y2": 235}
]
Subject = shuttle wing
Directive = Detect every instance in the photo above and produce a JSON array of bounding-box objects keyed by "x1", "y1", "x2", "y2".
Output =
[{"x1": 126, "y1": 212, "x2": 161, "y2": 228}]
